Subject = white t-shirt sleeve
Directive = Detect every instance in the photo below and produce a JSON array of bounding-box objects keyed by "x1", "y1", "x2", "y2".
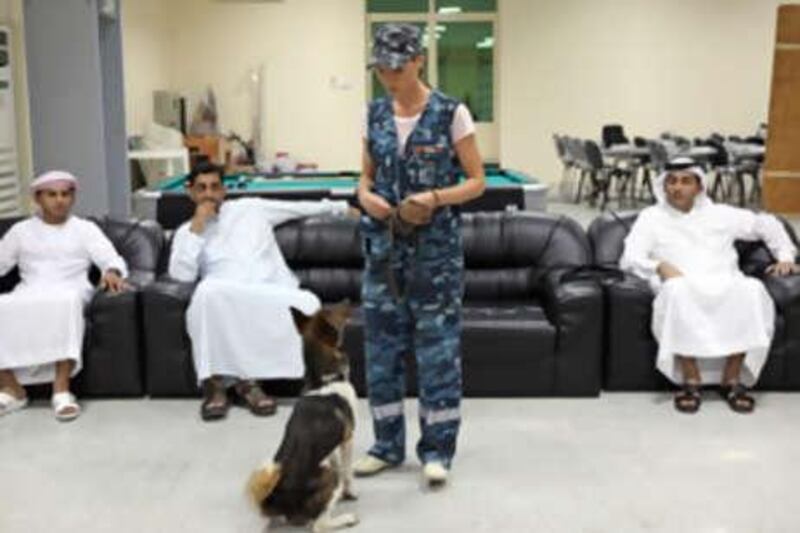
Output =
[{"x1": 451, "y1": 103, "x2": 476, "y2": 145}]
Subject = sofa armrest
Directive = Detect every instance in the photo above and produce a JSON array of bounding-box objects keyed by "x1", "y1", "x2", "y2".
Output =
[
  {"x1": 762, "y1": 274, "x2": 800, "y2": 313},
  {"x1": 81, "y1": 288, "x2": 143, "y2": 396},
  {"x1": 126, "y1": 269, "x2": 157, "y2": 290},
  {"x1": 541, "y1": 270, "x2": 604, "y2": 396},
  {"x1": 140, "y1": 278, "x2": 199, "y2": 396},
  {"x1": 144, "y1": 277, "x2": 197, "y2": 302},
  {"x1": 609, "y1": 271, "x2": 651, "y2": 293},
  {"x1": 601, "y1": 272, "x2": 666, "y2": 390}
]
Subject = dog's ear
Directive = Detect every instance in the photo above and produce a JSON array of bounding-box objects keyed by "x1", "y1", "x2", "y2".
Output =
[
  {"x1": 290, "y1": 307, "x2": 311, "y2": 334},
  {"x1": 247, "y1": 463, "x2": 282, "y2": 509},
  {"x1": 325, "y1": 300, "x2": 353, "y2": 331},
  {"x1": 312, "y1": 315, "x2": 341, "y2": 348}
]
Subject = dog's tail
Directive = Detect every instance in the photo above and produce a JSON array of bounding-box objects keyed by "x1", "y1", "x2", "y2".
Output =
[{"x1": 247, "y1": 462, "x2": 282, "y2": 509}]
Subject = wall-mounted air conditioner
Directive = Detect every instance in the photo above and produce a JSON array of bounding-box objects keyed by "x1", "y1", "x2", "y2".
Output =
[{"x1": 0, "y1": 26, "x2": 21, "y2": 217}]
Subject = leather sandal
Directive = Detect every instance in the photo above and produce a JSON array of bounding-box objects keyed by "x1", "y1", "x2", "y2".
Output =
[
  {"x1": 201, "y1": 378, "x2": 230, "y2": 421},
  {"x1": 720, "y1": 383, "x2": 755, "y2": 414},
  {"x1": 234, "y1": 380, "x2": 277, "y2": 417},
  {"x1": 674, "y1": 383, "x2": 702, "y2": 414}
]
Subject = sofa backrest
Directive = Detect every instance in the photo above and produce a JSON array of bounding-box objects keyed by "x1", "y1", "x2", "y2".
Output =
[
  {"x1": 586, "y1": 210, "x2": 637, "y2": 267},
  {"x1": 276, "y1": 216, "x2": 363, "y2": 303},
  {"x1": 89, "y1": 216, "x2": 165, "y2": 284},
  {"x1": 0, "y1": 216, "x2": 24, "y2": 293},
  {"x1": 461, "y1": 212, "x2": 590, "y2": 301},
  {"x1": 0, "y1": 216, "x2": 164, "y2": 291},
  {"x1": 275, "y1": 211, "x2": 592, "y2": 303},
  {"x1": 587, "y1": 210, "x2": 799, "y2": 275}
]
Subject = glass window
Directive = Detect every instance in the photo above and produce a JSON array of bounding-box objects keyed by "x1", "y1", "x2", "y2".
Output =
[
  {"x1": 367, "y1": 0, "x2": 428, "y2": 13},
  {"x1": 436, "y1": 0, "x2": 496, "y2": 13},
  {"x1": 436, "y1": 22, "x2": 494, "y2": 121},
  {"x1": 369, "y1": 21, "x2": 429, "y2": 100}
]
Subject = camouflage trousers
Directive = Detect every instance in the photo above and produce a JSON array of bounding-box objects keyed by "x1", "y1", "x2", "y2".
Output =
[{"x1": 362, "y1": 235, "x2": 463, "y2": 468}]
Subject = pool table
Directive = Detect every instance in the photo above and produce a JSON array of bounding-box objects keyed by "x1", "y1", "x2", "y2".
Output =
[{"x1": 132, "y1": 166, "x2": 548, "y2": 230}]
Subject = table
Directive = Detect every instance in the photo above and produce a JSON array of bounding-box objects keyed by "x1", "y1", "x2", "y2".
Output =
[
  {"x1": 686, "y1": 146, "x2": 717, "y2": 157},
  {"x1": 602, "y1": 144, "x2": 650, "y2": 161},
  {"x1": 727, "y1": 143, "x2": 765, "y2": 161},
  {"x1": 605, "y1": 144, "x2": 720, "y2": 164},
  {"x1": 677, "y1": 145, "x2": 717, "y2": 163},
  {"x1": 132, "y1": 166, "x2": 549, "y2": 230}
]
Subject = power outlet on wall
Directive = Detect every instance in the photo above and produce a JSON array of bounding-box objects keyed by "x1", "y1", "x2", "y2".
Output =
[{"x1": 329, "y1": 75, "x2": 353, "y2": 91}]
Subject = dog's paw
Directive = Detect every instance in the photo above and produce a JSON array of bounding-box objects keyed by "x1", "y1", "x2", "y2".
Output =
[
  {"x1": 313, "y1": 513, "x2": 360, "y2": 533},
  {"x1": 338, "y1": 513, "x2": 359, "y2": 528}
]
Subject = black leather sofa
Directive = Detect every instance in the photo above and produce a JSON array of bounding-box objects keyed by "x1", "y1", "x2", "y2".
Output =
[
  {"x1": 588, "y1": 211, "x2": 800, "y2": 391},
  {"x1": 142, "y1": 211, "x2": 604, "y2": 398},
  {"x1": 0, "y1": 216, "x2": 163, "y2": 396}
]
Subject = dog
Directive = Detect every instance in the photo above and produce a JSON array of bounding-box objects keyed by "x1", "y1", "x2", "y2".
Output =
[{"x1": 247, "y1": 303, "x2": 359, "y2": 532}]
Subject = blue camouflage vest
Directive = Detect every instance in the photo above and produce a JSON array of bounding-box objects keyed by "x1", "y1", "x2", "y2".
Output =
[{"x1": 363, "y1": 90, "x2": 462, "y2": 253}]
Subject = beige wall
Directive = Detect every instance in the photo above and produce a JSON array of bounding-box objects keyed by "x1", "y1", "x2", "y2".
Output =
[
  {"x1": 121, "y1": 0, "x2": 175, "y2": 137},
  {"x1": 123, "y1": 0, "x2": 786, "y2": 180},
  {"x1": 123, "y1": 0, "x2": 366, "y2": 170},
  {"x1": 0, "y1": 0, "x2": 32, "y2": 207},
  {"x1": 499, "y1": 0, "x2": 785, "y2": 184}
]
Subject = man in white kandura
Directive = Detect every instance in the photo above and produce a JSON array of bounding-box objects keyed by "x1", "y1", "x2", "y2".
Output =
[
  {"x1": 0, "y1": 171, "x2": 128, "y2": 421},
  {"x1": 168, "y1": 163, "x2": 356, "y2": 421},
  {"x1": 621, "y1": 159, "x2": 799, "y2": 414}
]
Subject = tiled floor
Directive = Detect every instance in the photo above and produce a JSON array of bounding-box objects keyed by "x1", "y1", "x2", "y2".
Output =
[
  {"x1": 3, "y1": 197, "x2": 798, "y2": 533},
  {"x1": 2, "y1": 395, "x2": 800, "y2": 533}
]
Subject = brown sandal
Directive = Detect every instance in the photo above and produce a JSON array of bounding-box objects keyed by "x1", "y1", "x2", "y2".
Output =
[
  {"x1": 720, "y1": 383, "x2": 755, "y2": 414},
  {"x1": 674, "y1": 383, "x2": 702, "y2": 414},
  {"x1": 201, "y1": 378, "x2": 230, "y2": 421},
  {"x1": 234, "y1": 380, "x2": 277, "y2": 417}
]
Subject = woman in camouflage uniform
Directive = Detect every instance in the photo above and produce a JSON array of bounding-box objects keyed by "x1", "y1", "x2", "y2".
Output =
[{"x1": 355, "y1": 23, "x2": 486, "y2": 487}]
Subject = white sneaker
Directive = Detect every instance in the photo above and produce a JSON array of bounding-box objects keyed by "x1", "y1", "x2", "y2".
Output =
[
  {"x1": 353, "y1": 455, "x2": 394, "y2": 477},
  {"x1": 422, "y1": 462, "x2": 448, "y2": 486}
]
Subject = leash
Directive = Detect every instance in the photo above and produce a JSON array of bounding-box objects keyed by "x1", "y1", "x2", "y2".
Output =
[{"x1": 384, "y1": 211, "x2": 417, "y2": 304}]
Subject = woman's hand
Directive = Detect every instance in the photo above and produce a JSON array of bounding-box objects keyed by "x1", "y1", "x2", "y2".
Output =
[
  {"x1": 359, "y1": 143, "x2": 393, "y2": 221},
  {"x1": 404, "y1": 190, "x2": 437, "y2": 210},
  {"x1": 359, "y1": 190, "x2": 393, "y2": 221}
]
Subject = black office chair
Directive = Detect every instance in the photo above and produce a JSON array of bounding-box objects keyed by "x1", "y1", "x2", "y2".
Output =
[
  {"x1": 554, "y1": 134, "x2": 577, "y2": 201},
  {"x1": 699, "y1": 139, "x2": 760, "y2": 207},
  {"x1": 583, "y1": 139, "x2": 632, "y2": 210},
  {"x1": 601, "y1": 124, "x2": 629, "y2": 148},
  {"x1": 569, "y1": 137, "x2": 592, "y2": 204},
  {"x1": 634, "y1": 140, "x2": 669, "y2": 204}
]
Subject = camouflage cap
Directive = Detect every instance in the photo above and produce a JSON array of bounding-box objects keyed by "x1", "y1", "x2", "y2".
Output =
[{"x1": 367, "y1": 23, "x2": 424, "y2": 70}]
